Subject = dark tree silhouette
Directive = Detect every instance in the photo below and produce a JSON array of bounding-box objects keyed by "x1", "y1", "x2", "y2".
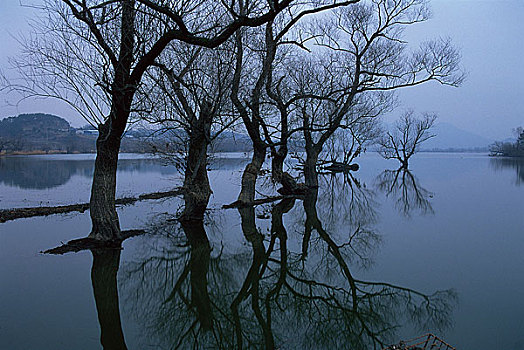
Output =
[
  {"x1": 378, "y1": 112, "x2": 437, "y2": 169},
  {"x1": 290, "y1": 0, "x2": 462, "y2": 187},
  {"x1": 7, "y1": 0, "x2": 319, "y2": 240}
]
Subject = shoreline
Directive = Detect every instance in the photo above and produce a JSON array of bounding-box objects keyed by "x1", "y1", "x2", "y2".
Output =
[
  {"x1": 0, "y1": 150, "x2": 96, "y2": 156},
  {"x1": 1, "y1": 150, "x2": 495, "y2": 157}
]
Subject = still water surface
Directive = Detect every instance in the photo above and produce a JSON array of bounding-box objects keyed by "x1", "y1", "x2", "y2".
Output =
[{"x1": 0, "y1": 153, "x2": 523, "y2": 349}]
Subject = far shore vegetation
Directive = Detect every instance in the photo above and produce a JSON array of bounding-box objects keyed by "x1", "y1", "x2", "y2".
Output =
[{"x1": 490, "y1": 127, "x2": 524, "y2": 157}]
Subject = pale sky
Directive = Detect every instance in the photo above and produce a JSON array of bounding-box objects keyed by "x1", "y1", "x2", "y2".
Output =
[{"x1": 0, "y1": 0, "x2": 523, "y2": 139}]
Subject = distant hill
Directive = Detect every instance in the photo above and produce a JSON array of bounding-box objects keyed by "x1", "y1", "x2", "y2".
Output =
[
  {"x1": 5, "y1": 114, "x2": 489, "y2": 155},
  {"x1": 211, "y1": 131, "x2": 252, "y2": 152},
  {"x1": 0, "y1": 113, "x2": 252, "y2": 154},
  {"x1": 0, "y1": 113, "x2": 145, "y2": 154},
  {"x1": 0, "y1": 113, "x2": 71, "y2": 138},
  {"x1": 422, "y1": 122, "x2": 493, "y2": 151}
]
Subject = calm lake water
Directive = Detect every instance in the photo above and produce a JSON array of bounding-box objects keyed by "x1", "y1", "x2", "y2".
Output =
[{"x1": 0, "y1": 153, "x2": 523, "y2": 349}]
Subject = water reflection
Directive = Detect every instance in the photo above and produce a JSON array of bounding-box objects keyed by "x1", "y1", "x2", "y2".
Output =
[
  {"x1": 315, "y1": 173, "x2": 380, "y2": 267},
  {"x1": 0, "y1": 157, "x2": 93, "y2": 189},
  {"x1": 0, "y1": 157, "x2": 178, "y2": 189},
  {"x1": 375, "y1": 168, "x2": 434, "y2": 217},
  {"x1": 115, "y1": 183, "x2": 455, "y2": 349},
  {"x1": 0, "y1": 156, "x2": 247, "y2": 190},
  {"x1": 490, "y1": 157, "x2": 524, "y2": 185},
  {"x1": 90, "y1": 248, "x2": 128, "y2": 350}
]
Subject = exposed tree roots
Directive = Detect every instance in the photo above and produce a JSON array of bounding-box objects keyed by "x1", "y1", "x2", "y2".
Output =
[
  {"x1": 42, "y1": 229, "x2": 145, "y2": 255},
  {"x1": 0, "y1": 189, "x2": 182, "y2": 223}
]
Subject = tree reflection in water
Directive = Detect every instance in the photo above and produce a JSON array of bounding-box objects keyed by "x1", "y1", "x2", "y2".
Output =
[
  {"x1": 375, "y1": 168, "x2": 434, "y2": 217},
  {"x1": 490, "y1": 157, "x2": 524, "y2": 185},
  {"x1": 90, "y1": 248, "x2": 128, "y2": 350},
  {"x1": 116, "y1": 178, "x2": 455, "y2": 350}
]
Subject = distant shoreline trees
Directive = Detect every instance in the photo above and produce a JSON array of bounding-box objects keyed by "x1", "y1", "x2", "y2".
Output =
[{"x1": 490, "y1": 127, "x2": 524, "y2": 157}]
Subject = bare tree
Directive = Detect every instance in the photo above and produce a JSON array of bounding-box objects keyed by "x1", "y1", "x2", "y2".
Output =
[
  {"x1": 6, "y1": 0, "x2": 308, "y2": 240},
  {"x1": 490, "y1": 126, "x2": 524, "y2": 157},
  {"x1": 142, "y1": 41, "x2": 238, "y2": 220},
  {"x1": 289, "y1": 0, "x2": 463, "y2": 187},
  {"x1": 230, "y1": 1, "x2": 364, "y2": 204},
  {"x1": 378, "y1": 111, "x2": 437, "y2": 168},
  {"x1": 323, "y1": 110, "x2": 383, "y2": 172}
]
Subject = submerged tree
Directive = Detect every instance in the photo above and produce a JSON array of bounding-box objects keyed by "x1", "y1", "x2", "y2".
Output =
[
  {"x1": 290, "y1": 0, "x2": 463, "y2": 187},
  {"x1": 378, "y1": 112, "x2": 437, "y2": 168},
  {"x1": 6, "y1": 0, "x2": 309, "y2": 241},
  {"x1": 230, "y1": 1, "x2": 369, "y2": 203},
  {"x1": 144, "y1": 41, "x2": 237, "y2": 220}
]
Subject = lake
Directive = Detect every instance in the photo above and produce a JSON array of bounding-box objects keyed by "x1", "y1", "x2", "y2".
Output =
[{"x1": 0, "y1": 153, "x2": 523, "y2": 349}]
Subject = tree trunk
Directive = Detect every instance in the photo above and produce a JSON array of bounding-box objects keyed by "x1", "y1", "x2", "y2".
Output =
[
  {"x1": 272, "y1": 146, "x2": 304, "y2": 195},
  {"x1": 181, "y1": 103, "x2": 213, "y2": 220},
  {"x1": 271, "y1": 146, "x2": 286, "y2": 183},
  {"x1": 91, "y1": 248, "x2": 128, "y2": 350},
  {"x1": 304, "y1": 148, "x2": 320, "y2": 188},
  {"x1": 237, "y1": 143, "x2": 266, "y2": 204},
  {"x1": 89, "y1": 123, "x2": 122, "y2": 241},
  {"x1": 89, "y1": 0, "x2": 135, "y2": 241}
]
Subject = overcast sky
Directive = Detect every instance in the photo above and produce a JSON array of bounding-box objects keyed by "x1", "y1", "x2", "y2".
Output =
[{"x1": 1, "y1": 0, "x2": 523, "y2": 140}]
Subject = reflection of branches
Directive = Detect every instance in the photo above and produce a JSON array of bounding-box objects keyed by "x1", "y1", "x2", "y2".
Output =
[
  {"x1": 120, "y1": 213, "x2": 250, "y2": 349},
  {"x1": 314, "y1": 172, "x2": 381, "y2": 268},
  {"x1": 299, "y1": 188, "x2": 455, "y2": 349},
  {"x1": 375, "y1": 168, "x2": 434, "y2": 217},
  {"x1": 118, "y1": 191, "x2": 454, "y2": 349}
]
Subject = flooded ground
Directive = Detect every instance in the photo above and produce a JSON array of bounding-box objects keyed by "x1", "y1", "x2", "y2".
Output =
[{"x1": 0, "y1": 153, "x2": 523, "y2": 349}]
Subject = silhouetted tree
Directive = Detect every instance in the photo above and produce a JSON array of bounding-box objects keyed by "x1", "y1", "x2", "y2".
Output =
[
  {"x1": 490, "y1": 126, "x2": 524, "y2": 157},
  {"x1": 7, "y1": 0, "x2": 309, "y2": 240},
  {"x1": 144, "y1": 41, "x2": 237, "y2": 219},
  {"x1": 231, "y1": 1, "x2": 365, "y2": 203},
  {"x1": 291, "y1": 0, "x2": 463, "y2": 187},
  {"x1": 378, "y1": 112, "x2": 437, "y2": 168}
]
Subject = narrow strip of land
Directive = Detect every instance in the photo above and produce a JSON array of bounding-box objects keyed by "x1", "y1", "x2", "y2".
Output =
[{"x1": 0, "y1": 189, "x2": 182, "y2": 223}]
